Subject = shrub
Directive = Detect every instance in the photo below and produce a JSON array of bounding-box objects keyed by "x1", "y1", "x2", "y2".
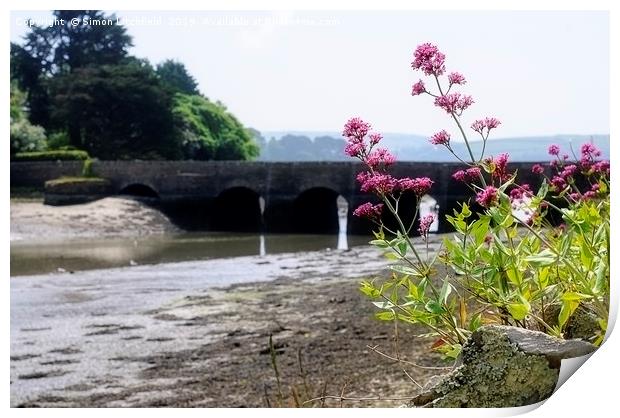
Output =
[
  {"x1": 10, "y1": 119, "x2": 47, "y2": 155},
  {"x1": 12, "y1": 150, "x2": 90, "y2": 162},
  {"x1": 348, "y1": 43, "x2": 610, "y2": 360}
]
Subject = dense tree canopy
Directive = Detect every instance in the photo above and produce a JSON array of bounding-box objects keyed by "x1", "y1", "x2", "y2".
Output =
[
  {"x1": 49, "y1": 60, "x2": 178, "y2": 160},
  {"x1": 173, "y1": 94, "x2": 259, "y2": 160},
  {"x1": 157, "y1": 60, "x2": 200, "y2": 95},
  {"x1": 10, "y1": 9, "x2": 259, "y2": 161}
]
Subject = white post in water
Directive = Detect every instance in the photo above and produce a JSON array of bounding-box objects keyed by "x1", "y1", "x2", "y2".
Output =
[
  {"x1": 259, "y1": 196, "x2": 266, "y2": 256},
  {"x1": 336, "y1": 195, "x2": 349, "y2": 250}
]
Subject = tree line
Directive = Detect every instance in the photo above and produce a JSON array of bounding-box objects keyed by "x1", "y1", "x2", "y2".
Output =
[{"x1": 10, "y1": 10, "x2": 259, "y2": 161}]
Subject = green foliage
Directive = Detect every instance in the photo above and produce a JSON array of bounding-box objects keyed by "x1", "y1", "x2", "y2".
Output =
[
  {"x1": 45, "y1": 176, "x2": 107, "y2": 186},
  {"x1": 46, "y1": 131, "x2": 71, "y2": 150},
  {"x1": 156, "y1": 60, "x2": 199, "y2": 95},
  {"x1": 11, "y1": 11, "x2": 132, "y2": 128},
  {"x1": 49, "y1": 60, "x2": 180, "y2": 159},
  {"x1": 13, "y1": 150, "x2": 89, "y2": 161},
  {"x1": 10, "y1": 120, "x2": 47, "y2": 155},
  {"x1": 172, "y1": 93, "x2": 259, "y2": 160},
  {"x1": 81, "y1": 159, "x2": 95, "y2": 177}
]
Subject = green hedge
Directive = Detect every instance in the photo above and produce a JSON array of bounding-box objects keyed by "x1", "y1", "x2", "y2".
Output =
[{"x1": 12, "y1": 150, "x2": 90, "y2": 162}]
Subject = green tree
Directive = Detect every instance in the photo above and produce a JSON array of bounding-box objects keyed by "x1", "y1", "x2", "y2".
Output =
[
  {"x1": 49, "y1": 60, "x2": 179, "y2": 160},
  {"x1": 172, "y1": 94, "x2": 259, "y2": 160},
  {"x1": 11, "y1": 10, "x2": 132, "y2": 129},
  {"x1": 156, "y1": 60, "x2": 199, "y2": 95}
]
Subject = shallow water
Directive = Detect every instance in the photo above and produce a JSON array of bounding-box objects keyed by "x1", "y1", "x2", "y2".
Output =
[{"x1": 10, "y1": 232, "x2": 372, "y2": 277}]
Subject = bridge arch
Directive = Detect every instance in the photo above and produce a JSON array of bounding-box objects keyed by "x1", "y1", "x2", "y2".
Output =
[
  {"x1": 292, "y1": 187, "x2": 344, "y2": 234},
  {"x1": 118, "y1": 183, "x2": 160, "y2": 199},
  {"x1": 212, "y1": 187, "x2": 263, "y2": 232}
]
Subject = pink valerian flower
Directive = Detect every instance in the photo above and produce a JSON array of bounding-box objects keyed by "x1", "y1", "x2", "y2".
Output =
[
  {"x1": 447, "y1": 72, "x2": 466, "y2": 85},
  {"x1": 471, "y1": 117, "x2": 501, "y2": 137},
  {"x1": 434, "y1": 93, "x2": 474, "y2": 115},
  {"x1": 418, "y1": 214, "x2": 435, "y2": 239},
  {"x1": 398, "y1": 177, "x2": 434, "y2": 196},
  {"x1": 353, "y1": 202, "x2": 384, "y2": 220},
  {"x1": 592, "y1": 160, "x2": 610, "y2": 175},
  {"x1": 358, "y1": 172, "x2": 398, "y2": 195},
  {"x1": 411, "y1": 80, "x2": 426, "y2": 96},
  {"x1": 531, "y1": 164, "x2": 545, "y2": 174},
  {"x1": 344, "y1": 142, "x2": 365, "y2": 157},
  {"x1": 369, "y1": 133, "x2": 383, "y2": 145},
  {"x1": 509, "y1": 184, "x2": 533, "y2": 204},
  {"x1": 476, "y1": 186, "x2": 499, "y2": 208},
  {"x1": 562, "y1": 154, "x2": 570, "y2": 161},
  {"x1": 430, "y1": 130, "x2": 451, "y2": 146},
  {"x1": 366, "y1": 148, "x2": 396, "y2": 169},
  {"x1": 491, "y1": 153, "x2": 512, "y2": 182},
  {"x1": 583, "y1": 190, "x2": 597, "y2": 200},
  {"x1": 343, "y1": 117, "x2": 371, "y2": 142},
  {"x1": 560, "y1": 164, "x2": 578, "y2": 179},
  {"x1": 548, "y1": 144, "x2": 560, "y2": 156},
  {"x1": 452, "y1": 167, "x2": 481, "y2": 183},
  {"x1": 550, "y1": 176, "x2": 567, "y2": 191},
  {"x1": 411, "y1": 43, "x2": 446, "y2": 76},
  {"x1": 580, "y1": 143, "x2": 601, "y2": 158}
]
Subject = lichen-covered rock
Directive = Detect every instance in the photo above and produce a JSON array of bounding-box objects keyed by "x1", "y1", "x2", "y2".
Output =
[{"x1": 410, "y1": 325, "x2": 596, "y2": 408}]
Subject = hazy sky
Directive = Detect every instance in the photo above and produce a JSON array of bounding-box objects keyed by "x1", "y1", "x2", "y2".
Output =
[{"x1": 10, "y1": 10, "x2": 609, "y2": 138}]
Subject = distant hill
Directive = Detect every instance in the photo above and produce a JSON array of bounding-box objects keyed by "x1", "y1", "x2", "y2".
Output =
[{"x1": 258, "y1": 131, "x2": 610, "y2": 162}]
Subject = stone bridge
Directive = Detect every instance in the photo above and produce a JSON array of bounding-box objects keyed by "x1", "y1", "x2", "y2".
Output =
[{"x1": 10, "y1": 161, "x2": 545, "y2": 234}]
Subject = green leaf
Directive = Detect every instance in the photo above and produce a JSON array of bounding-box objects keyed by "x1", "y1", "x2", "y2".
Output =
[
  {"x1": 559, "y1": 299, "x2": 579, "y2": 328},
  {"x1": 561, "y1": 292, "x2": 591, "y2": 302},
  {"x1": 439, "y1": 281, "x2": 453, "y2": 304},
  {"x1": 372, "y1": 301, "x2": 394, "y2": 309},
  {"x1": 507, "y1": 303, "x2": 530, "y2": 320},
  {"x1": 524, "y1": 249, "x2": 557, "y2": 267},
  {"x1": 425, "y1": 300, "x2": 444, "y2": 315},
  {"x1": 375, "y1": 311, "x2": 395, "y2": 321},
  {"x1": 389, "y1": 264, "x2": 421, "y2": 276},
  {"x1": 369, "y1": 239, "x2": 389, "y2": 249}
]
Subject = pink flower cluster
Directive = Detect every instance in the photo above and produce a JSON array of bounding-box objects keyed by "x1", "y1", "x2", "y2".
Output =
[
  {"x1": 411, "y1": 43, "x2": 446, "y2": 76},
  {"x1": 531, "y1": 164, "x2": 544, "y2": 174},
  {"x1": 476, "y1": 186, "x2": 499, "y2": 208},
  {"x1": 447, "y1": 72, "x2": 466, "y2": 85},
  {"x1": 491, "y1": 153, "x2": 512, "y2": 182},
  {"x1": 366, "y1": 148, "x2": 396, "y2": 169},
  {"x1": 411, "y1": 80, "x2": 426, "y2": 96},
  {"x1": 509, "y1": 184, "x2": 533, "y2": 204},
  {"x1": 434, "y1": 92, "x2": 474, "y2": 116},
  {"x1": 452, "y1": 167, "x2": 481, "y2": 183},
  {"x1": 471, "y1": 117, "x2": 501, "y2": 137},
  {"x1": 548, "y1": 144, "x2": 560, "y2": 156},
  {"x1": 430, "y1": 130, "x2": 451, "y2": 146},
  {"x1": 357, "y1": 172, "x2": 398, "y2": 195},
  {"x1": 343, "y1": 117, "x2": 371, "y2": 142},
  {"x1": 398, "y1": 177, "x2": 434, "y2": 196},
  {"x1": 353, "y1": 202, "x2": 384, "y2": 220},
  {"x1": 418, "y1": 214, "x2": 435, "y2": 238}
]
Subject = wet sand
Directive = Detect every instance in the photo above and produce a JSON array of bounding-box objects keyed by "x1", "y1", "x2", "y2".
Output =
[{"x1": 10, "y1": 198, "x2": 448, "y2": 407}]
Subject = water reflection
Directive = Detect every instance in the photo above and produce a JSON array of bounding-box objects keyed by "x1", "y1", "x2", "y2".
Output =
[{"x1": 10, "y1": 232, "x2": 371, "y2": 277}]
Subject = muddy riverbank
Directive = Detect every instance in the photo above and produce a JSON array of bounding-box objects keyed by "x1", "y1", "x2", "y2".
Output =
[{"x1": 10, "y1": 241, "x2": 449, "y2": 407}]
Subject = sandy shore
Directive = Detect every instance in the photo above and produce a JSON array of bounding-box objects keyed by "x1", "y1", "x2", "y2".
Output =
[{"x1": 10, "y1": 197, "x2": 178, "y2": 242}]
